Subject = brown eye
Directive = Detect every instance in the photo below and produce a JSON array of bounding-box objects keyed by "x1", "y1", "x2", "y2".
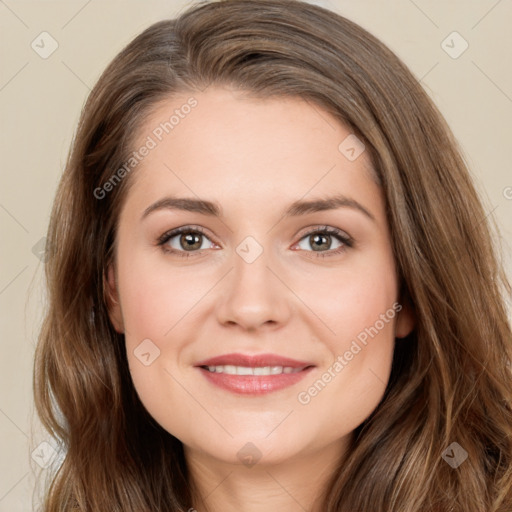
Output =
[
  {"x1": 308, "y1": 233, "x2": 334, "y2": 252},
  {"x1": 157, "y1": 226, "x2": 215, "y2": 257},
  {"x1": 294, "y1": 227, "x2": 352, "y2": 257},
  {"x1": 178, "y1": 231, "x2": 204, "y2": 251}
]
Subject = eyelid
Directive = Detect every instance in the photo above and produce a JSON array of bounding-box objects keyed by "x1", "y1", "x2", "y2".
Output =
[
  {"x1": 156, "y1": 224, "x2": 217, "y2": 245},
  {"x1": 296, "y1": 224, "x2": 351, "y2": 241}
]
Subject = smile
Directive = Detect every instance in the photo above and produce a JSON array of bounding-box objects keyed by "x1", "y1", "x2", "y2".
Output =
[{"x1": 203, "y1": 365, "x2": 305, "y2": 375}]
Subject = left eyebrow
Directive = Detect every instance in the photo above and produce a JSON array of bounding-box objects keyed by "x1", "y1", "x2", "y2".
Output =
[
  {"x1": 283, "y1": 194, "x2": 376, "y2": 223},
  {"x1": 141, "y1": 193, "x2": 376, "y2": 223}
]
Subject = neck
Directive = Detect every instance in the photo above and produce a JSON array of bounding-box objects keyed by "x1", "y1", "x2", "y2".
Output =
[{"x1": 185, "y1": 436, "x2": 349, "y2": 512}]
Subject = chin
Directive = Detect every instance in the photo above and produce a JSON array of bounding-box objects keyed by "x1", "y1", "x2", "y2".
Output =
[{"x1": 184, "y1": 432, "x2": 307, "y2": 468}]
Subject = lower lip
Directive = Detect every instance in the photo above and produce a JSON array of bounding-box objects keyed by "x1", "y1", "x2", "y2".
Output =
[{"x1": 197, "y1": 366, "x2": 314, "y2": 395}]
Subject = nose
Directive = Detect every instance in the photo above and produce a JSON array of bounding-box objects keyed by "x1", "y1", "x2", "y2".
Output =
[{"x1": 216, "y1": 241, "x2": 292, "y2": 331}]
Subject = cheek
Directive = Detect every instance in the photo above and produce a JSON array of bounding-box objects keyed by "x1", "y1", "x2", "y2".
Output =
[
  {"x1": 117, "y1": 259, "x2": 195, "y2": 432},
  {"x1": 296, "y1": 253, "x2": 398, "y2": 342},
  {"x1": 292, "y1": 253, "x2": 398, "y2": 433},
  {"x1": 116, "y1": 250, "x2": 215, "y2": 430},
  {"x1": 117, "y1": 249, "x2": 209, "y2": 343}
]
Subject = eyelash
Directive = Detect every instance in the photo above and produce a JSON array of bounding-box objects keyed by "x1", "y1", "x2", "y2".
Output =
[{"x1": 156, "y1": 225, "x2": 354, "y2": 259}]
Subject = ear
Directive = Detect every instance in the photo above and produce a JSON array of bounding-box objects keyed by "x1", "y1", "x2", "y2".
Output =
[
  {"x1": 394, "y1": 300, "x2": 415, "y2": 339},
  {"x1": 104, "y1": 264, "x2": 124, "y2": 333}
]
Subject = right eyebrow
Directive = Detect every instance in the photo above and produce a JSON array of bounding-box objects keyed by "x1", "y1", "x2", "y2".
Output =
[{"x1": 141, "y1": 196, "x2": 220, "y2": 221}]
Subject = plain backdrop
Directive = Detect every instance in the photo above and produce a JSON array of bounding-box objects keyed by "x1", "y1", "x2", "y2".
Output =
[{"x1": 0, "y1": 1, "x2": 511, "y2": 510}]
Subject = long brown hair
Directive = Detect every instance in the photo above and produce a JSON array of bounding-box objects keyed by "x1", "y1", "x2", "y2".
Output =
[{"x1": 33, "y1": 0, "x2": 512, "y2": 510}]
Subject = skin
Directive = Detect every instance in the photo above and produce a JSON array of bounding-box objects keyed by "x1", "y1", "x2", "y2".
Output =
[{"x1": 106, "y1": 86, "x2": 415, "y2": 512}]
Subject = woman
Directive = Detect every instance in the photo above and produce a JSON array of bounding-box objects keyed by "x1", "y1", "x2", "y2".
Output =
[{"x1": 33, "y1": 0, "x2": 512, "y2": 510}]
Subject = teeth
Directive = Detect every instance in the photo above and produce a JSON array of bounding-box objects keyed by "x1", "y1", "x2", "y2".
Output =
[{"x1": 205, "y1": 365, "x2": 304, "y2": 375}]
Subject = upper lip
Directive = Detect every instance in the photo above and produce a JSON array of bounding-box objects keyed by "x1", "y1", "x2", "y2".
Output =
[{"x1": 195, "y1": 353, "x2": 315, "y2": 369}]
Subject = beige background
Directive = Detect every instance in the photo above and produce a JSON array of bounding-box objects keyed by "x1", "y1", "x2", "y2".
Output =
[{"x1": 0, "y1": 0, "x2": 511, "y2": 510}]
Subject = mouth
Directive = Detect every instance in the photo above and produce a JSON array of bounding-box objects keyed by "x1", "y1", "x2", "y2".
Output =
[
  {"x1": 194, "y1": 353, "x2": 316, "y2": 395},
  {"x1": 200, "y1": 364, "x2": 312, "y2": 375}
]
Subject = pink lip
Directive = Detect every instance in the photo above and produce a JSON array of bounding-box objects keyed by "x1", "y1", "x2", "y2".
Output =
[
  {"x1": 194, "y1": 352, "x2": 315, "y2": 395},
  {"x1": 195, "y1": 352, "x2": 314, "y2": 369}
]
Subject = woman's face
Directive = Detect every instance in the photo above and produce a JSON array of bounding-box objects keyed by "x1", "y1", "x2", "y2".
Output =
[{"x1": 107, "y1": 87, "x2": 414, "y2": 467}]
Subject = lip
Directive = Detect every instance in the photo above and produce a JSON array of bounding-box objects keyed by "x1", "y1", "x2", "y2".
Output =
[
  {"x1": 194, "y1": 352, "x2": 316, "y2": 395},
  {"x1": 194, "y1": 352, "x2": 314, "y2": 369}
]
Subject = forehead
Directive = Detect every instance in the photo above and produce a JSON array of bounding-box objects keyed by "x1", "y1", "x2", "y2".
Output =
[{"x1": 121, "y1": 87, "x2": 381, "y2": 220}]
